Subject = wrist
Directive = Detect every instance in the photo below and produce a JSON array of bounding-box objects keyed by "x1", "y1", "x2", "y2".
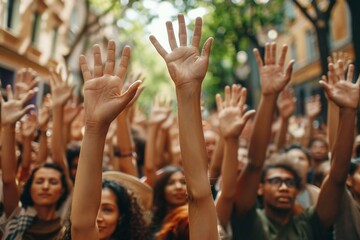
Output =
[{"x1": 84, "y1": 121, "x2": 109, "y2": 135}]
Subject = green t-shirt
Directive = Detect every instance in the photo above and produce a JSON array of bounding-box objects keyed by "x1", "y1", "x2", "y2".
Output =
[{"x1": 230, "y1": 206, "x2": 329, "y2": 240}]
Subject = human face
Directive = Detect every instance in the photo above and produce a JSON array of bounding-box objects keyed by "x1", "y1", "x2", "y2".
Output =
[
  {"x1": 165, "y1": 172, "x2": 187, "y2": 208},
  {"x1": 310, "y1": 140, "x2": 328, "y2": 161},
  {"x1": 287, "y1": 149, "x2": 310, "y2": 182},
  {"x1": 237, "y1": 147, "x2": 248, "y2": 171},
  {"x1": 261, "y1": 168, "x2": 298, "y2": 211},
  {"x1": 204, "y1": 131, "x2": 218, "y2": 161},
  {"x1": 97, "y1": 188, "x2": 120, "y2": 240},
  {"x1": 348, "y1": 165, "x2": 360, "y2": 200},
  {"x1": 30, "y1": 168, "x2": 64, "y2": 208}
]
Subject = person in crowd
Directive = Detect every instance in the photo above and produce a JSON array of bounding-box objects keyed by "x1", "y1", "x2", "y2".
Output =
[
  {"x1": 229, "y1": 42, "x2": 358, "y2": 239},
  {"x1": 152, "y1": 166, "x2": 187, "y2": 233},
  {"x1": 285, "y1": 145, "x2": 320, "y2": 209},
  {"x1": 1, "y1": 81, "x2": 71, "y2": 239},
  {"x1": 155, "y1": 205, "x2": 189, "y2": 240},
  {"x1": 150, "y1": 13, "x2": 219, "y2": 239}
]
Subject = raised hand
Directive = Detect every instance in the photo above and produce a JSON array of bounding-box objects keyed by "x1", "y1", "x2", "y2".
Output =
[
  {"x1": 327, "y1": 52, "x2": 352, "y2": 72},
  {"x1": 80, "y1": 40, "x2": 141, "y2": 127},
  {"x1": 50, "y1": 69, "x2": 74, "y2": 106},
  {"x1": 38, "y1": 94, "x2": 51, "y2": 131},
  {"x1": 216, "y1": 84, "x2": 255, "y2": 139},
  {"x1": 277, "y1": 88, "x2": 295, "y2": 119},
  {"x1": 63, "y1": 101, "x2": 83, "y2": 125},
  {"x1": 254, "y1": 43, "x2": 295, "y2": 96},
  {"x1": 149, "y1": 14, "x2": 213, "y2": 87},
  {"x1": 21, "y1": 112, "x2": 37, "y2": 138},
  {"x1": 305, "y1": 95, "x2": 321, "y2": 119},
  {"x1": 320, "y1": 63, "x2": 360, "y2": 109},
  {"x1": 14, "y1": 68, "x2": 38, "y2": 100},
  {"x1": 148, "y1": 96, "x2": 171, "y2": 125},
  {"x1": 1, "y1": 85, "x2": 35, "y2": 126}
]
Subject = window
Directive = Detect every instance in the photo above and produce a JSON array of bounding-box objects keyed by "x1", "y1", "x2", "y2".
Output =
[
  {"x1": 1, "y1": 0, "x2": 20, "y2": 32},
  {"x1": 31, "y1": 11, "x2": 42, "y2": 47},
  {"x1": 305, "y1": 29, "x2": 318, "y2": 61},
  {"x1": 51, "y1": 28, "x2": 58, "y2": 57}
]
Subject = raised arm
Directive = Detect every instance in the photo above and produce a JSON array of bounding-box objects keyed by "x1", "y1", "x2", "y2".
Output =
[
  {"x1": 275, "y1": 88, "x2": 295, "y2": 150},
  {"x1": 71, "y1": 41, "x2": 140, "y2": 240},
  {"x1": 215, "y1": 84, "x2": 255, "y2": 228},
  {"x1": 150, "y1": 14, "x2": 218, "y2": 239},
  {"x1": 316, "y1": 63, "x2": 359, "y2": 229},
  {"x1": 1, "y1": 85, "x2": 35, "y2": 217},
  {"x1": 234, "y1": 43, "x2": 294, "y2": 215}
]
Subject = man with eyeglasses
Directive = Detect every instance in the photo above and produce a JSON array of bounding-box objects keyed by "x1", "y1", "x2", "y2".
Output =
[{"x1": 226, "y1": 44, "x2": 359, "y2": 240}]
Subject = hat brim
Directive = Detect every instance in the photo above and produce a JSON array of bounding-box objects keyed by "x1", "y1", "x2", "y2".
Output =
[{"x1": 103, "y1": 171, "x2": 153, "y2": 210}]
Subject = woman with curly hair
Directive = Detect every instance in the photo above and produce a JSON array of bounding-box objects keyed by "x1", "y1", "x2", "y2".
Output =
[{"x1": 69, "y1": 40, "x2": 149, "y2": 240}]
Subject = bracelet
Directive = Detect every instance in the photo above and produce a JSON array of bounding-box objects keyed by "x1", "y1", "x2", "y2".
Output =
[{"x1": 119, "y1": 152, "x2": 137, "y2": 158}]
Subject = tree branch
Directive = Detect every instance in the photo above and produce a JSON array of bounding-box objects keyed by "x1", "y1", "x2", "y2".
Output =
[
  {"x1": 292, "y1": 0, "x2": 316, "y2": 25},
  {"x1": 325, "y1": 0, "x2": 337, "y2": 21}
]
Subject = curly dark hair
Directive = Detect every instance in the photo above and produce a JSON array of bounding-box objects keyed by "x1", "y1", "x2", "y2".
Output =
[
  {"x1": 152, "y1": 166, "x2": 185, "y2": 230},
  {"x1": 20, "y1": 162, "x2": 69, "y2": 210},
  {"x1": 61, "y1": 179, "x2": 151, "y2": 240}
]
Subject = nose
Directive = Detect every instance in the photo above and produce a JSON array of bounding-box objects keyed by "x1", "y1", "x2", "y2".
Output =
[
  {"x1": 42, "y1": 181, "x2": 50, "y2": 190},
  {"x1": 279, "y1": 181, "x2": 289, "y2": 190},
  {"x1": 96, "y1": 210, "x2": 103, "y2": 222},
  {"x1": 175, "y1": 181, "x2": 183, "y2": 189}
]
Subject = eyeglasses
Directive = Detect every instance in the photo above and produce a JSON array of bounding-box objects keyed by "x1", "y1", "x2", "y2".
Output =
[{"x1": 264, "y1": 177, "x2": 297, "y2": 189}]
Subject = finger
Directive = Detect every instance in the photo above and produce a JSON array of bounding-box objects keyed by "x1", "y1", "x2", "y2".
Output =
[
  {"x1": 284, "y1": 60, "x2": 295, "y2": 83},
  {"x1": 20, "y1": 90, "x2": 36, "y2": 105},
  {"x1": 128, "y1": 85, "x2": 145, "y2": 106},
  {"x1": 149, "y1": 35, "x2": 168, "y2": 59},
  {"x1": 93, "y1": 44, "x2": 103, "y2": 78},
  {"x1": 79, "y1": 55, "x2": 92, "y2": 82},
  {"x1": 120, "y1": 80, "x2": 142, "y2": 108},
  {"x1": 6, "y1": 85, "x2": 13, "y2": 100},
  {"x1": 242, "y1": 110, "x2": 256, "y2": 124},
  {"x1": 327, "y1": 56, "x2": 332, "y2": 64},
  {"x1": 337, "y1": 60, "x2": 345, "y2": 80},
  {"x1": 328, "y1": 63, "x2": 336, "y2": 84},
  {"x1": 116, "y1": 46, "x2": 131, "y2": 81},
  {"x1": 270, "y1": 42, "x2": 276, "y2": 65},
  {"x1": 238, "y1": 88, "x2": 247, "y2": 111},
  {"x1": 166, "y1": 21, "x2": 178, "y2": 50},
  {"x1": 253, "y1": 48, "x2": 263, "y2": 68},
  {"x1": 191, "y1": 17, "x2": 202, "y2": 48},
  {"x1": 50, "y1": 70, "x2": 58, "y2": 88},
  {"x1": 104, "y1": 40, "x2": 116, "y2": 75},
  {"x1": 215, "y1": 93, "x2": 223, "y2": 112},
  {"x1": 356, "y1": 75, "x2": 360, "y2": 87},
  {"x1": 264, "y1": 43, "x2": 270, "y2": 65},
  {"x1": 20, "y1": 104, "x2": 35, "y2": 117},
  {"x1": 224, "y1": 85, "x2": 230, "y2": 107},
  {"x1": 278, "y1": 44, "x2": 288, "y2": 70},
  {"x1": 231, "y1": 84, "x2": 239, "y2": 106},
  {"x1": 201, "y1": 37, "x2": 213, "y2": 59},
  {"x1": 319, "y1": 80, "x2": 331, "y2": 95},
  {"x1": 346, "y1": 64, "x2": 354, "y2": 82},
  {"x1": 178, "y1": 14, "x2": 187, "y2": 47}
]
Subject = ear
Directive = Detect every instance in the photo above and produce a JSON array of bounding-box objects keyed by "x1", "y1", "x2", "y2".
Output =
[
  {"x1": 258, "y1": 183, "x2": 264, "y2": 196},
  {"x1": 346, "y1": 175, "x2": 353, "y2": 187}
]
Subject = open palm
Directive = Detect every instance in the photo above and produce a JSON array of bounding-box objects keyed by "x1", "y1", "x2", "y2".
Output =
[
  {"x1": 80, "y1": 41, "x2": 140, "y2": 126},
  {"x1": 150, "y1": 14, "x2": 213, "y2": 87}
]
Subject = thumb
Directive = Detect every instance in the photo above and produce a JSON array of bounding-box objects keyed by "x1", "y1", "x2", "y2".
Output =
[{"x1": 120, "y1": 80, "x2": 142, "y2": 106}]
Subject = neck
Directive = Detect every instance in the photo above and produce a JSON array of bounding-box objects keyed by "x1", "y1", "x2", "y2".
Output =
[
  {"x1": 34, "y1": 205, "x2": 57, "y2": 220},
  {"x1": 264, "y1": 204, "x2": 293, "y2": 225}
]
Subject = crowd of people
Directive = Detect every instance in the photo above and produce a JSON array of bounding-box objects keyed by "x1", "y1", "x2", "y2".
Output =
[{"x1": 0, "y1": 14, "x2": 359, "y2": 240}]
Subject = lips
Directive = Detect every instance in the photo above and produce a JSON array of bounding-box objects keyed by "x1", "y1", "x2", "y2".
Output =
[
  {"x1": 276, "y1": 196, "x2": 292, "y2": 203},
  {"x1": 38, "y1": 193, "x2": 51, "y2": 197}
]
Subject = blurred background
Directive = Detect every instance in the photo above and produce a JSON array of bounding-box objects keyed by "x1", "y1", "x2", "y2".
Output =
[{"x1": 0, "y1": 0, "x2": 358, "y2": 127}]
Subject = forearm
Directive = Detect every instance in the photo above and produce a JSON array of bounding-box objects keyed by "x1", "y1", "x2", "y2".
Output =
[
  {"x1": 38, "y1": 130, "x2": 48, "y2": 164},
  {"x1": 176, "y1": 84, "x2": 212, "y2": 199},
  {"x1": 71, "y1": 125, "x2": 107, "y2": 229},
  {"x1": 216, "y1": 137, "x2": 238, "y2": 227},
  {"x1": 144, "y1": 125, "x2": 158, "y2": 186},
  {"x1": 275, "y1": 117, "x2": 289, "y2": 151},
  {"x1": 327, "y1": 102, "x2": 340, "y2": 151},
  {"x1": 235, "y1": 94, "x2": 277, "y2": 214},
  {"x1": 209, "y1": 137, "x2": 224, "y2": 185},
  {"x1": 52, "y1": 106, "x2": 66, "y2": 165},
  {"x1": 155, "y1": 128, "x2": 168, "y2": 168},
  {"x1": 21, "y1": 137, "x2": 32, "y2": 169}
]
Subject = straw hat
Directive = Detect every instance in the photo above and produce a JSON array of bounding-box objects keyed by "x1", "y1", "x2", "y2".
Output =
[{"x1": 102, "y1": 171, "x2": 153, "y2": 210}]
